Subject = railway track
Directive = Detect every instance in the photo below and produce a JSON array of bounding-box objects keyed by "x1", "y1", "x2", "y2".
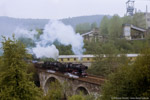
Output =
[{"x1": 38, "y1": 68, "x2": 105, "y2": 85}]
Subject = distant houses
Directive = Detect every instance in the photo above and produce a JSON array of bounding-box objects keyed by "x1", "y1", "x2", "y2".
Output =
[
  {"x1": 81, "y1": 25, "x2": 148, "y2": 41},
  {"x1": 81, "y1": 28, "x2": 104, "y2": 42}
]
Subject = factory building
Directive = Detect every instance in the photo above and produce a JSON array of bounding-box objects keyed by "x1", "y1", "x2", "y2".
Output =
[
  {"x1": 123, "y1": 24, "x2": 146, "y2": 40},
  {"x1": 81, "y1": 28, "x2": 103, "y2": 42}
]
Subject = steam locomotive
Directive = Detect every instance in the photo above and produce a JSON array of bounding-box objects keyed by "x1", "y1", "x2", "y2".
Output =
[{"x1": 34, "y1": 61, "x2": 88, "y2": 77}]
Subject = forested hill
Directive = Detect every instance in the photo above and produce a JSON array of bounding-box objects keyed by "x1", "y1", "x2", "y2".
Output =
[
  {"x1": 61, "y1": 15, "x2": 109, "y2": 28},
  {"x1": 0, "y1": 15, "x2": 108, "y2": 35}
]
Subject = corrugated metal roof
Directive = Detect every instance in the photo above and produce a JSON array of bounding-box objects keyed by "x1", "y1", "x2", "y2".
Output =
[
  {"x1": 81, "y1": 31, "x2": 94, "y2": 36},
  {"x1": 131, "y1": 25, "x2": 146, "y2": 32},
  {"x1": 58, "y1": 55, "x2": 95, "y2": 58},
  {"x1": 58, "y1": 54, "x2": 139, "y2": 58}
]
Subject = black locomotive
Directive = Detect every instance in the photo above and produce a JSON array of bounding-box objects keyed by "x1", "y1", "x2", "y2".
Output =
[{"x1": 34, "y1": 61, "x2": 88, "y2": 77}]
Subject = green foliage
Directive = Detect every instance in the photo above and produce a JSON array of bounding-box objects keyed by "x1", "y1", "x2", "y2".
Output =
[
  {"x1": 40, "y1": 58, "x2": 56, "y2": 62},
  {"x1": 100, "y1": 48, "x2": 150, "y2": 100},
  {"x1": 27, "y1": 63, "x2": 40, "y2": 87},
  {"x1": 91, "y1": 22, "x2": 98, "y2": 29},
  {"x1": 132, "y1": 13, "x2": 146, "y2": 29},
  {"x1": 68, "y1": 94, "x2": 85, "y2": 100},
  {"x1": 56, "y1": 44, "x2": 73, "y2": 55},
  {"x1": 75, "y1": 23, "x2": 91, "y2": 34},
  {"x1": 84, "y1": 41, "x2": 99, "y2": 54},
  {"x1": 99, "y1": 13, "x2": 146, "y2": 39},
  {"x1": 100, "y1": 16, "x2": 109, "y2": 35},
  {"x1": 68, "y1": 93, "x2": 96, "y2": 100},
  {"x1": 0, "y1": 36, "x2": 41, "y2": 100},
  {"x1": 122, "y1": 16, "x2": 132, "y2": 24},
  {"x1": 87, "y1": 40, "x2": 129, "y2": 76},
  {"x1": 114, "y1": 39, "x2": 133, "y2": 53},
  {"x1": 108, "y1": 15, "x2": 122, "y2": 38},
  {"x1": 42, "y1": 81, "x2": 63, "y2": 100},
  {"x1": 18, "y1": 37, "x2": 36, "y2": 48},
  {"x1": 35, "y1": 29, "x2": 43, "y2": 40}
]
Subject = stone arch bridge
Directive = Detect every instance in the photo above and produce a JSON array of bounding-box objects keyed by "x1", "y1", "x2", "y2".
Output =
[{"x1": 37, "y1": 68, "x2": 105, "y2": 96}]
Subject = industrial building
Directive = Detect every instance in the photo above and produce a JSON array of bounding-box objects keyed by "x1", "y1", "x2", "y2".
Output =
[
  {"x1": 81, "y1": 28, "x2": 103, "y2": 42},
  {"x1": 123, "y1": 24, "x2": 147, "y2": 40}
]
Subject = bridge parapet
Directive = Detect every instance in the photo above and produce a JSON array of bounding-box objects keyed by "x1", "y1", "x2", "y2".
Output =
[{"x1": 38, "y1": 69, "x2": 105, "y2": 96}]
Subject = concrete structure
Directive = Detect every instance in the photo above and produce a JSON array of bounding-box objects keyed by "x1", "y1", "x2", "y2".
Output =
[
  {"x1": 38, "y1": 69, "x2": 104, "y2": 96},
  {"x1": 123, "y1": 24, "x2": 146, "y2": 40},
  {"x1": 81, "y1": 28, "x2": 103, "y2": 42},
  {"x1": 145, "y1": 13, "x2": 150, "y2": 29}
]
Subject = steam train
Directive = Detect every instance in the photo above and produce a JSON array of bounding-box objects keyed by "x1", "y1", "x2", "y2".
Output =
[{"x1": 34, "y1": 61, "x2": 88, "y2": 77}]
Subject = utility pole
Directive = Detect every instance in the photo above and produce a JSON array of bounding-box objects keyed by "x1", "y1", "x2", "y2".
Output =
[{"x1": 146, "y1": 5, "x2": 148, "y2": 29}]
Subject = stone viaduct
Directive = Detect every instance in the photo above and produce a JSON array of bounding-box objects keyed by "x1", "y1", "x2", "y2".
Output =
[{"x1": 38, "y1": 69, "x2": 105, "y2": 96}]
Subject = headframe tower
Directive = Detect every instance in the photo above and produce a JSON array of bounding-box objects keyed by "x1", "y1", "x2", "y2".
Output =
[{"x1": 126, "y1": 0, "x2": 135, "y2": 16}]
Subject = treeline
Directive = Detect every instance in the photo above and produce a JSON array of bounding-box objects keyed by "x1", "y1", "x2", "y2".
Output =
[
  {"x1": 75, "y1": 22, "x2": 98, "y2": 34},
  {"x1": 75, "y1": 13, "x2": 146, "y2": 37},
  {"x1": 83, "y1": 12, "x2": 150, "y2": 55}
]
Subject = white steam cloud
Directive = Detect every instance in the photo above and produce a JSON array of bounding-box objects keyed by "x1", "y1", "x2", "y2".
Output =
[
  {"x1": 1, "y1": 20, "x2": 84, "y2": 59},
  {"x1": 32, "y1": 44, "x2": 59, "y2": 59},
  {"x1": 14, "y1": 28, "x2": 37, "y2": 39},
  {"x1": 32, "y1": 20, "x2": 84, "y2": 59},
  {"x1": 40, "y1": 20, "x2": 84, "y2": 55}
]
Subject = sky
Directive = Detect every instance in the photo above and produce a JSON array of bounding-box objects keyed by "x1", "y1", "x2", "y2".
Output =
[{"x1": 0, "y1": 0, "x2": 150, "y2": 19}]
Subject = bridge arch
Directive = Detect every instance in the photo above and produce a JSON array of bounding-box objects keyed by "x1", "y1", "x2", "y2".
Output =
[
  {"x1": 44, "y1": 75, "x2": 61, "y2": 93},
  {"x1": 75, "y1": 86, "x2": 90, "y2": 95}
]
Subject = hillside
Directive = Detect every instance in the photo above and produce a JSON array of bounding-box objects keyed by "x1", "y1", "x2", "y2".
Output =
[{"x1": 0, "y1": 15, "x2": 109, "y2": 35}]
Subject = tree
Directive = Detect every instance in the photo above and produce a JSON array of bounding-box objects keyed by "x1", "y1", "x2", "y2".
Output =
[
  {"x1": 87, "y1": 41, "x2": 127, "y2": 77},
  {"x1": 35, "y1": 29, "x2": 43, "y2": 40},
  {"x1": 18, "y1": 37, "x2": 36, "y2": 48},
  {"x1": 42, "y1": 81, "x2": 64, "y2": 100},
  {"x1": 100, "y1": 16, "x2": 109, "y2": 35},
  {"x1": 75, "y1": 23, "x2": 91, "y2": 34},
  {"x1": 132, "y1": 13, "x2": 146, "y2": 29},
  {"x1": 122, "y1": 15, "x2": 132, "y2": 24},
  {"x1": 108, "y1": 15, "x2": 122, "y2": 38},
  {"x1": 0, "y1": 36, "x2": 41, "y2": 100},
  {"x1": 55, "y1": 44, "x2": 73, "y2": 55},
  {"x1": 68, "y1": 93, "x2": 96, "y2": 100},
  {"x1": 100, "y1": 48, "x2": 150, "y2": 100},
  {"x1": 68, "y1": 94, "x2": 85, "y2": 100},
  {"x1": 91, "y1": 22, "x2": 98, "y2": 30}
]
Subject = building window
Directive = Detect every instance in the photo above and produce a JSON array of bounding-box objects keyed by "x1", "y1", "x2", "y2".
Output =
[
  {"x1": 67, "y1": 58, "x2": 70, "y2": 61},
  {"x1": 61, "y1": 58, "x2": 63, "y2": 61},
  {"x1": 74, "y1": 58, "x2": 76, "y2": 61}
]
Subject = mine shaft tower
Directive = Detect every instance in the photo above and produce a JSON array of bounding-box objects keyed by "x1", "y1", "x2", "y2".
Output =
[{"x1": 126, "y1": 0, "x2": 135, "y2": 16}]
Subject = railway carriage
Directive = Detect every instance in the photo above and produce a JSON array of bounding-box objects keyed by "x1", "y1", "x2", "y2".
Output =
[{"x1": 58, "y1": 54, "x2": 139, "y2": 66}]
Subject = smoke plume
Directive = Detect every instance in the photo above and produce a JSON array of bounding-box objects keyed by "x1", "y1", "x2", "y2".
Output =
[
  {"x1": 40, "y1": 20, "x2": 84, "y2": 55},
  {"x1": 0, "y1": 20, "x2": 85, "y2": 59},
  {"x1": 14, "y1": 28, "x2": 37, "y2": 40},
  {"x1": 32, "y1": 44, "x2": 59, "y2": 59}
]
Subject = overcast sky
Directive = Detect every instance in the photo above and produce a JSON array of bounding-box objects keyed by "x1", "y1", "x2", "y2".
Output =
[{"x1": 0, "y1": 0, "x2": 150, "y2": 19}]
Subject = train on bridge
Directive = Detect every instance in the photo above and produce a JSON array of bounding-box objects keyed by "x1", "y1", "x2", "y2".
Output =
[{"x1": 34, "y1": 61, "x2": 88, "y2": 78}]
